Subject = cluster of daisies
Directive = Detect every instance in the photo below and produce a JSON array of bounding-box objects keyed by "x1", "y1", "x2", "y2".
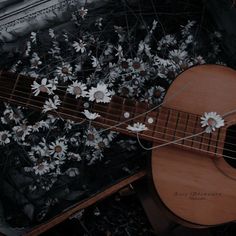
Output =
[
  {"x1": 0, "y1": 4, "x2": 224, "y2": 221},
  {"x1": 4, "y1": 8, "x2": 223, "y2": 177}
]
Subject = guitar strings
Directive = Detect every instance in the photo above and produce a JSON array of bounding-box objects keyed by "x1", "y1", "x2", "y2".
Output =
[
  {"x1": 1, "y1": 82, "x2": 236, "y2": 150},
  {"x1": 1, "y1": 82, "x2": 235, "y2": 151},
  {"x1": 1, "y1": 74, "x2": 234, "y2": 139},
  {"x1": 5, "y1": 97, "x2": 236, "y2": 163},
  {"x1": 2, "y1": 73, "x2": 236, "y2": 159},
  {"x1": 4, "y1": 91, "x2": 236, "y2": 161},
  {"x1": 0, "y1": 83, "x2": 221, "y2": 142},
  {"x1": 137, "y1": 131, "x2": 236, "y2": 162}
]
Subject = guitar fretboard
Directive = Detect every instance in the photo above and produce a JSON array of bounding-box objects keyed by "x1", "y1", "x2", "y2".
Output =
[{"x1": 0, "y1": 70, "x2": 223, "y2": 156}]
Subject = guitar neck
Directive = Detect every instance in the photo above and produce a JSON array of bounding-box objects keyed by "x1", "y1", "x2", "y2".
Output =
[{"x1": 0, "y1": 70, "x2": 218, "y2": 155}]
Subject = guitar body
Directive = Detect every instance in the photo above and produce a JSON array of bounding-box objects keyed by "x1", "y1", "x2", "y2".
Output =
[
  {"x1": 2, "y1": 63, "x2": 236, "y2": 229},
  {"x1": 151, "y1": 65, "x2": 236, "y2": 226}
]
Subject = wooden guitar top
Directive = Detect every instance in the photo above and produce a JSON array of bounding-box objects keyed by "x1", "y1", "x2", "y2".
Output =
[{"x1": 151, "y1": 65, "x2": 236, "y2": 226}]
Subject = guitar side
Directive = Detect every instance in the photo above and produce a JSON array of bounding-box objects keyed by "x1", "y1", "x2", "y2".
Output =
[{"x1": 150, "y1": 65, "x2": 236, "y2": 226}]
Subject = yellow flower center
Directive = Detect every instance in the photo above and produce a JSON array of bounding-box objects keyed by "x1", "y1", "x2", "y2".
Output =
[
  {"x1": 39, "y1": 85, "x2": 48, "y2": 93},
  {"x1": 207, "y1": 118, "x2": 216, "y2": 126},
  {"x1": 54, "y1": 145, "x2": 62, "y2": 153},
  {"x1": 62, "y1": 67, "x2": 69, "y2": 74},
  {"x1": 87, "y1": 133, "x2": 95, "y2": 141},
  {"x1": 132, "y1": 61, "x2": 141, "y2": 69},
  {"x1": 94, "y1": 91, "x2": 104, "y2": 100},
  {"x1": 1, "y1": 134, "x2": 8, "y2": 141},
  {"x1": 121, "y1": 61, "x2": 129, "y2": 69},
  {"x1": 73, "y1": 86, "x2": 82, "y2": 95},
  {"x1": 38, "y1": 163, "x2": 45, "y2": 170},
  {"x1": 154, "y1": 90, "x2": 161, "y2": 98}
]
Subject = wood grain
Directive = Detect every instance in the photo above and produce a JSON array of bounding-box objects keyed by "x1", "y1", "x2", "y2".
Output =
[{"x1": 151, "y1": 65, "x2": 236, "y2": 226}]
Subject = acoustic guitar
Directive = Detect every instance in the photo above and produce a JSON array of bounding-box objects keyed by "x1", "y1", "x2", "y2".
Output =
[{"x1": 0, "y1": 64, "x2": 236, "y2": 227}]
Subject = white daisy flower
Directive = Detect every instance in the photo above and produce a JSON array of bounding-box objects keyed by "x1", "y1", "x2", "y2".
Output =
[
  {"x1": 95, "y1": 17, "x2": 103, "y2": 29},
  {"x1": 1, "y1": 106, "x2": 24, "y2": 124},
  {"x1": 73, "y1": 40, "x2": 86, "y2": 53},
  {"x1": 12, "y1": 123, "x2": 32, "y2": 141},
  {"x1": 69, "y1": 132, "x2": 81, "y2": 146},
  {"x1": 201, "y1": 112, "x2": 224, "y2": 133},
  {"x1": 48, "y1": 77, "x2": 58, "y2": 91},
  {"x1": 68, "y1": 152, "x2": 82, "y2": 162},
  {"x1": 67, "y1": 81, "x2": 87, "y2": 98},
  {"x1": 32, "y1": 120, "x2": 49, "y2": 132},
  {"x1": 88, "y1": 84, "x2": 111, "y2": 103},
  {"x1": 185, "y1": 34, "x2": 193, "y2": 44},
  {"x1": 55, "y1": 63, "x2": 73, "y2": 81},
  {"x1": 75, "y1": 64, "x2": 82, "y2": 72},
  {"x1": 33, "y1": 162, "x2": 50, "y2": 176},
  {"x1": 63, "y1": 32, "x2": 69, "y2": 42},
  {"x1": 49, "y1": 139, "x2": 68, "y2": 159},
  {"x1": 194, "y1": 56, "x2": 206, "y2": 65},
  {"x1": 107, "y1": 131, "x2": 118, "y2": 141},
  {"x1": 29, "y1": 143, "x2": 49, "y2": 160},
  {"x1": 91, "y1": 56, "x2": 100, "y2": 68},
  {"x1": 138, "y1": 41, "x2": 151, "y2": 57},
  {"x1": 115, "y1": 45, "x2": 123, "y2": 58},
  {"x1": 118, "y1": 84, "x2": 135, "y2": 97},
  {"x1": 94, "y1": 137, "x2": 109, "y2": 149},
  {"x1": 42, "y1": 95, "x2": 61, "y2": 113},
  {"x1": 181, "y1": 20, "x2": 196, "y2": 36},
  {"x1": 147, "y1": 86, "x2": 166, "y2": 104},
  {"x1": 78, "y1": 6, "x2": 88, "y2": 19},
  {"x1": 25, "y1": 41, "x2": 31, "y2": 56},
  {"x1": 169, "y1": 49, "x2": 188, "y2": 62},
  {"x1": 30, "y1": 32, "x2": 37, "y2": 43},
  {"x1": 119, "y1": 58, "x2": 129, "y2": 71},
  {"x1": 127, "y1": 122, "x2": 148, "y2": 132},
  {"x1": 88, "y1": 149, "x2": 104, "y2": 165},
  {"x1": 157, "y1": 34, "x2": 177, "y2": 49},
  {"x1": 82, "y1": 110, "x2": 100, "y2": 120},
  {"x1": 104, "y1": 43, "x2": 113, "y2": 55},
  {"x1": 30, "y1": 53, "x2": 42, "y2": 69},
  {"x1": 153, "y1": 55, "x2": 172, "y2": 67},
  {"x1": 129, "y1": 58, "x2": 144, "y2": 72},
  {"x1": 0, "y1": 131, "x2": 11, "y2": 145},
  {"x1": 85, "y1": 128, "x2": 100, "y2": 147},
  {"x1": 31, "y1": 78, "x2": 54, "y2": 96},
  {"x1": 65, "y1": 119, "x2": 75, "y2": 130},
  {"x1": 65, "y1": 168, "x2": 80, "y2": 177},
  {"x1": 48, "y1": 28, "x2": 55, "y2": 38}
]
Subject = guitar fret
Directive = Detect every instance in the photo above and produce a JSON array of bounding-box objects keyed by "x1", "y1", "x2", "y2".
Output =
[
  {"x1": 0, "y1": 70, "x2": 226, "y2": 159},
  {"x1": 10, "y1": 74, "x2": 21, "y2": 100},
  {"x1": 122, "y1": 98, "x2": 136, "y2": 127},
  {"x1": 215, "y1": 128, "x2": 225, "y2": 156},
  {"x1": 165, "y1": 109, "x2": 176, "y2": 142},
  {"x1": 176, "y1": 112, "x2": 188, "y2": 144},
  {"x1": 191, "y1": 116, "x2": 202, "y2": 150},
  {"x1": 111, "y1": 96, "x2": 124, "y2": 122},
  {"x1": 155, "y1": 107, "x2": 170, "y2": 141},
  {"x1": 173, "y1": 111, "x2": 180, "y2": 141},
  {"x1": 163, "y1": 109, "x2": 171, "y2": 141},
  {"x1": 58, "y1": 89, "x2": 80, "y2": 119},
  {"x1": 133, "y1": 102, "x2": 148, "y2": 123},
  {"x1": 183, "y1": 114, "x2": 197, "y2": 147},
  {"x1": 208, "y1": 131, "x2": 218, "y2": 154}
]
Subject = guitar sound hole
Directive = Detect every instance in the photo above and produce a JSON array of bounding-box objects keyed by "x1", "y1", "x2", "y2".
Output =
[{"x1": 223, "y1": 125, "x2": 236, "y2": 168}]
